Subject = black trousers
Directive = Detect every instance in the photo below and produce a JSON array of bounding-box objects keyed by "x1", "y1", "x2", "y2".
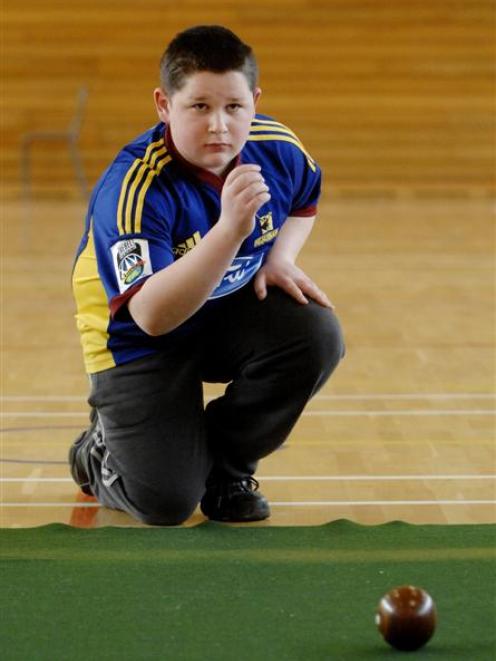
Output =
[{"x1": 81, "y1": 285, "x2": 345, "y2": 525}]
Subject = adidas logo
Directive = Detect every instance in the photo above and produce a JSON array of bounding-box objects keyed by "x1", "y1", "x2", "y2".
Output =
[{"x1": 173, "y1": 231, "x2": 201, "y2": 257}]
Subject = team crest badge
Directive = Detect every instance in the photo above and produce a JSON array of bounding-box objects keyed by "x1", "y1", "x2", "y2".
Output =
[
  {"x1": 254, "y1": 211, "x2": 278, "y2": 247},
  {"x1": 258, "y1": 211, "x2": 274, "y2": 233},
  {"x1": 111, "y1": 238, "x2": 152, "y2": 293}
]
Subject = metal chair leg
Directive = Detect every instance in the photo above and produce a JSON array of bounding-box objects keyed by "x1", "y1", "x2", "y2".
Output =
[{"x1": 69, "y1": 140, "x2": 89, "y2": 199}]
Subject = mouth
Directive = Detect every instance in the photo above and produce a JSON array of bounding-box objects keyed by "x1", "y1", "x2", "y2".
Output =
[{"x1": 204, "y1": 143, "x2": 230, "y2": 151}]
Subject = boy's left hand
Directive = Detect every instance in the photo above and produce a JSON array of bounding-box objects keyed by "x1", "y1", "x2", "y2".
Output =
[{"x1": 253, "y1": 259, "x2": 334, "y2": 309}]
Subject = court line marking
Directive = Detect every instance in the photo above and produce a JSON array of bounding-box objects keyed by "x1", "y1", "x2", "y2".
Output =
[
  {"x1": 304, "y1": 410, "x2": 495, "y2": 417},
  {"x1": 2, "y1": 474, "x2": 496, "y2": 483},
  {"x1": 315, "y1": 394, "x2": 496, "y2": 400},
  {"x1": 2, "y1": 393, "x2": 495, "y2": 402},
  {"x1": 2, "y1": 410, "x2": 495, "y2": 418},
  {"x1": 263, "y1": 475, "x2": 496, "y2": 481},
  {"x1": 270, "y1": 500, "x2": 496, "y2": 507},
  {"x1": 21, "y1": 468, "x2": 42, "y2": 496},
  {"x1": 2, "y1": 500, "x2": 495, "y2": 508}
]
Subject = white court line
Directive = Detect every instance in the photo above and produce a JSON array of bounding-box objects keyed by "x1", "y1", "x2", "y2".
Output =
[
  {"x1": 270, "y1": 500, "x2": 496, "y2": 507},
  {"x1": 1, "y1": 393, "x2": 495, "y2": 402},
  {"x1": 1, "y1": 409, "x2": 496, "y2": 419},
  {"x1": 21, "y1": 467, "x2": 42, "y2": 495},
  {"x1": 2, "y1": 475, "x2": 496, "y2": 483},
  {"x1": 263, "y1": 475, "x2": 496, "y2": 481},
  {"x1": 2, "y1": 502, "x2": 101, "y2": 507},
  {"x1": 314, "y1": 394, "x2": 496, "y2": 401},
  {"x1": 1, "y1": 396, "x2": 88, "y2": 402},
  {"x1": 2, "y1": 478, "x2": 75, "y2": 482},
  {"x1": 2, "y1": 500, "x2": 495, "y2": 508},
  {"x1": 1, "y1": 412, "x2": 89, "y2": 418},
  {"x1": 303, "y1": 410, "x2": 495, "y2": 417}
]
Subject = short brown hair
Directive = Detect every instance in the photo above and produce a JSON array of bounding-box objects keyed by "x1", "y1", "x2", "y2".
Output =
[{"x1": 160, "y1": 25, "x2": 258, "y2": 94}]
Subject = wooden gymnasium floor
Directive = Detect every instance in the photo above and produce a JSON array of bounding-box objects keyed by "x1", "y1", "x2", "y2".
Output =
[{"x1": 0, "y1": 195, "x2": 495, "y2": 528}]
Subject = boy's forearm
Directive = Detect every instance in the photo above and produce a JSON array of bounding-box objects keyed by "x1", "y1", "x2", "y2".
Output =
[
  {"x1": 128, "y1": 164, "x2": 269, "y2": 337},
  {"x1": 267, "y1": 216, "x2": 315, "y2": 264},
  {"x1": 127, "y1": 223, "x2": 243, "y2": 336},
  {"x1": 128, "y1": 215, "x2": 316, "y2": 336}
]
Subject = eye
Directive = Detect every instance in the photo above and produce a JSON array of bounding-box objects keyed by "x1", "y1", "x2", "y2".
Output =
[
  {"x1": 227, "y1": 103, "x2": 242, "y2": 112},
  {"x1": 192, "y1": 103, "x2": 208, "y2": 111}
]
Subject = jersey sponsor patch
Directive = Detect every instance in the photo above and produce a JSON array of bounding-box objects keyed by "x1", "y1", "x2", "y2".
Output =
[
  {"x1": 111, "y1": 238, "x2": 153, "y2": 293},
  {"x1": 209, "y1": 254, "x2": 264, "y2": 300}
]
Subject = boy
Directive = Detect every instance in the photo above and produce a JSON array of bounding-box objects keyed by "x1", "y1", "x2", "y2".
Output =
[{"x1": 70, "y1": 25, "x2": 344, "y2": 525}]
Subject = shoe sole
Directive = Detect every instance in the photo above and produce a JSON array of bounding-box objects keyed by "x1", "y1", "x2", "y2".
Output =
[{"x1": 202, "y1": 500, "x2": 271, "y2": 523}]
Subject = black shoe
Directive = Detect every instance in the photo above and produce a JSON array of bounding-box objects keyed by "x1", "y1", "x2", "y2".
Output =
[
  {"x1": 68, "y1": 412, "x2": 98, "y2": 496},
  {"x1": 200, "y1": 477, "x2": 270, "y2": 522}
]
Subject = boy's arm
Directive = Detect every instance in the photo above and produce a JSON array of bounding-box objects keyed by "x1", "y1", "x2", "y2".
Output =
[
  {"x1": 128, "y1": 164, "x2": 269, "y2": 336},
  {"x1": 253, "y1": 216, "x2": 333, "y2": 308}
]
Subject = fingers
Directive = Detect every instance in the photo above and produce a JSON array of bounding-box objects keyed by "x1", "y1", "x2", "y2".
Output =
[
  {"x1": 277, "y1": 277, "x2": 334, "y2": 308},
  {"x1": 282, "y1": 277, "x2": 309, "y2": 305},
  {"x1": 224, "y1": 165, "x2": 263, "y2": 197},
  {"x1": 224, "y1": 163, "x2": 262, "y2": 185},
  {"x1": 300, "y1": 279, "x2": 334, "y2": 309},
  {"x1": 258, "y1": 263, "x2": 335, "y2": 309},
  {"x1": 224, "y1": 164, "x2": 270, "y2": 210},
  {"x1": 243, "y1": 181, "x2": 271, "y2": 213},
  {"x1": 253, "y1": 270, "x2": 267, "y2": 300},
  {"x1": 219, "y1": 164, "x2": 271, "y2": 238}
]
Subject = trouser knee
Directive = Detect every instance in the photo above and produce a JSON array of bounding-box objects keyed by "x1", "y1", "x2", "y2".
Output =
[
  {"x1": 124, "y1": 485, "x2": 201, "y2": 527},
  {"x1": 133, "y1": 497, "x2": 197, "y2": 527},
  {"x1": 300, "y1": 306, "x2": 345, "y2": 389}
]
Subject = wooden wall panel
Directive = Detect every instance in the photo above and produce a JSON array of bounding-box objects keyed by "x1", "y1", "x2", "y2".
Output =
[{"x1": 1, "y1": 0, "x2": 494, "y2": 197}]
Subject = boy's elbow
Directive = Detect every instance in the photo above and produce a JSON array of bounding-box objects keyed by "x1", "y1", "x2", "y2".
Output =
[
  {"x1": 139, "y1": 319, "x2": 163, "y2": 337},
  {"x1": 127, "y1": 299, "x2": 163, "y2": 337},
  {"x1": 133, "y1": 311, "x2": 169, "y2": 337},
  {"x1": 127, "y1": 302, "x2": 177, "y2": 337}
]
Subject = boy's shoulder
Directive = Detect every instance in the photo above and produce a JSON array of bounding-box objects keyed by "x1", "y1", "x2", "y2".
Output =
[
  {"x1": 90, "y1": 123, "x2": 172, "y2": 216},
  {"x1": 245, "y1": 114, "x2": 318, "y2": 174},
  {"x1": 111, "y1": 123, "x2": 170, "y2": 176}
]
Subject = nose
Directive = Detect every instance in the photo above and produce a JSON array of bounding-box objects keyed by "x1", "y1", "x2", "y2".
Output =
[{"x1": 208, "y1": 112, "x2": 228, "y2": 134}]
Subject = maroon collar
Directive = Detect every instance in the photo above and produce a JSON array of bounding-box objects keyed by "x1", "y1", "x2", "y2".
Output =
[{"x1": 164, "y1": 125, "x2": 241, "y2": 191}]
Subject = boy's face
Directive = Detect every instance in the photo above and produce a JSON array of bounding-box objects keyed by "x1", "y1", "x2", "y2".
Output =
[{"x1": 154, "y1": 71, "x2": 261, "y2": 177}]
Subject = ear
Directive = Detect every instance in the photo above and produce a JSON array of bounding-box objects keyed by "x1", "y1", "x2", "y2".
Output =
[
  {"x1": 252, "y1": 87, "x2": 262, "y2": 111},
  {"x1": 153, "y1": 88, "x2": 171, "y2": 123}
]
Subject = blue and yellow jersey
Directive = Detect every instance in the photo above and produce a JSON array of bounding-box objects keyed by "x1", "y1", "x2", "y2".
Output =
[{"x1": 72, "y1": 114, "x2": 322, "y2": 373}]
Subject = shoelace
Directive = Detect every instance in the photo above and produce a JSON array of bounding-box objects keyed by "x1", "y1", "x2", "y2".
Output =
[
  {"x1": 208, "y1": 476, "x2": 260, "y2": 496},
  {"x1": 239, "y1": 477, "x2": 260, "y2": 493}
]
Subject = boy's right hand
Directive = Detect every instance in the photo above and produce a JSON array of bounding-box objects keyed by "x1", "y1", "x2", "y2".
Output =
[{"x1": 219, "y1": 164, "x2": 270, "y2": 240}]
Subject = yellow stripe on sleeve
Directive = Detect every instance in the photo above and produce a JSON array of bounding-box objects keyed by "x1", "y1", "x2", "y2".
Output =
[
  {"x1": 251, "y1": 119, "x2": 315, "y2": 159},
  {"x1": 251, "y1": 120, "x2": 301, "y2": 144},
  {"x1": 134, "y1": 154, "x2": 172, "y2": 233},
  {"x1": 117, "y1": 138, "x2": 166, "y2": 235},
  {"x1": 123, "y1": 144, "x2": 168, "y2": 234},
  {"x1": 248, "y1": 133, "x2": 317, "y2": 172},
  {"x1": 117, "y1": 159, "x2": 141, "y2": 235}
]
